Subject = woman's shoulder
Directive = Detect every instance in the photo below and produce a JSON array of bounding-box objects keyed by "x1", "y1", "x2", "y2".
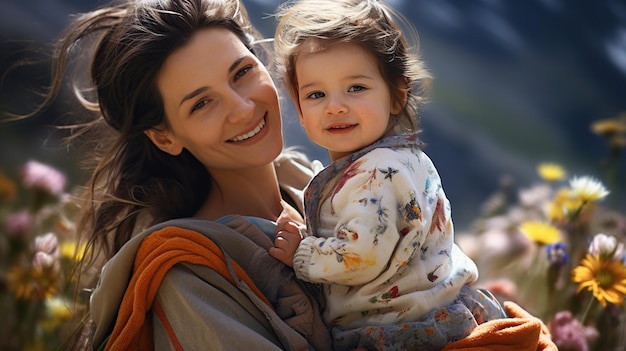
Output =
[
  {"x1": 275, "y1": 148, "x2": 325, "y2": 213},
  {"x1": 274, "y1": 147, "x2": 324, "y2": 174}
]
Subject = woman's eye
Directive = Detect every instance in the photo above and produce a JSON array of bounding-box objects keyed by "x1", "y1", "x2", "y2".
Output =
[
  {"x1": 348, "y1": 85, "x2": 365, "y2": 93},
  {"x1": 191, "y1": 99, "x2": 210, "y2": 113},
  {"x1": 234, "y1": 65, "x2": 252, "y2": 80},
  {"x1": 307, "y1": 91, "x2": 325, "y2": 99}
]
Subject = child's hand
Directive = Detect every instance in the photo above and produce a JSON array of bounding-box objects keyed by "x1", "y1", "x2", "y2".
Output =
[
  {"x1": 269, "y1": 201, "x2": 305, "y2": 267},
  {"x1": 270, "y1": 222, "x2": 302, "y2": 267}
]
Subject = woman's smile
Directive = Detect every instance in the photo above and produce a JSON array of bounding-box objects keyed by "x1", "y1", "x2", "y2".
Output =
[{"x1": 229, "y1": 116, "x2": 267, "y2": 142}]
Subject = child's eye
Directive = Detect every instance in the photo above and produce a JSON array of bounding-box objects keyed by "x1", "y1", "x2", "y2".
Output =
[
  {"x1": 234, "y1": 65, "x2": 252, "y2": 81},
  {"x1": 348, "y1": 85, "x2": 366, "y2": 93},
  {"x1": 307, "y1": 91, "x2": 325, "y2": 99}
]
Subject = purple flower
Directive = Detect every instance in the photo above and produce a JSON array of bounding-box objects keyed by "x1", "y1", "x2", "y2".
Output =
[
  {"x1": 21, "y1": 160, "x2": 67, "y2": 196},
  {"x1": 545, "y1": 242, "x2": 569, "y2": 265},
  {"x1": 3, "y1": 211, "x2": 34, "y2": 238},
  {"x1": 549, "y1": 311, "x2": 598, "y2": 351}
]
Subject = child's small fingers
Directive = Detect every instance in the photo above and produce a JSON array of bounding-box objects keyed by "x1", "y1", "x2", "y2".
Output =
[{"x1": 274, "y1": 234, "x2": 288, "y2": 247}]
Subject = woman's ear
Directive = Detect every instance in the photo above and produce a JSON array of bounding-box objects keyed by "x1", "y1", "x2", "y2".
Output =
[{"x1": 144, "y1": 126, "x2": 183, "y2": 156}]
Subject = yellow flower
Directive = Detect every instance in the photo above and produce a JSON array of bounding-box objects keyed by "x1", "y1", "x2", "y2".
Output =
[
  {"x1": 569, "y1": 176, "x2": 609, "y2": 203},
  {"x1": 546, "y1": 188, "x2": 583, "y2": 222},
  {"x1": 7, "y1": 265, "x2": 59, "y2": 300},
  {"x1": 572, "y1": 253, "x2": 626, "y2": 307},
  {"x1": 40, "y1": 297, "x2": 73, "y2": 331},
  {"x1": 59, "y1": 240, "x2": 86, "y2": 261},
  {"x1": 537, "y1": 163, "x2": 566, "y2": 183},
  {"x1": 591, "y1": 115, "x2": 626, "y2": 136},
  {"x1": 519, "y1": 221, "x2": 562, "y2": 245},
  {"x1": 591, "y1": 114, "x2": 626, "y2": 150}
]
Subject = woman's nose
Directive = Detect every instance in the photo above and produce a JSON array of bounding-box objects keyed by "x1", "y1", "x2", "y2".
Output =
[{"x1": 225, "y1": 89, "x2": 254, "y2": 123}]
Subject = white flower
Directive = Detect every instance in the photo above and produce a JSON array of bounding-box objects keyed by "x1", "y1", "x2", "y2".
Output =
[
  {"x1": 589, "y1": 233, "x2": 624, "y2": 260},
  {"x1": 569, "y1": 176, "x2": 609, "y2": 203}
]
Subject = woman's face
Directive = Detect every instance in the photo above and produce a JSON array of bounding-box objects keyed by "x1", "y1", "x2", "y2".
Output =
[{"x1": 155, "y1": 27, "x2": 283, "y2": 171}]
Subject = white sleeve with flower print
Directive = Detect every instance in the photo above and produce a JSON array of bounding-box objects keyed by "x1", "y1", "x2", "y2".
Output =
[{"x1": 293, "y1": 147, "x2": 454, "y2": 287}]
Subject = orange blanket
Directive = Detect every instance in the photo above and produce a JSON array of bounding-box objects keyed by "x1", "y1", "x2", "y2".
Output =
[
  {"x1": 442, "y1": 300, "x2": 558, "y2": 351},
  {"x1": 104, "y1": 226, "x2": 271, "y2": 351}
]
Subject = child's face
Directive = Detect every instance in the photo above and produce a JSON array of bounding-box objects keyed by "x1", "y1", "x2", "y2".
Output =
[{"x1": 295, "y1": 42, "x2": 398, "y2": 161}]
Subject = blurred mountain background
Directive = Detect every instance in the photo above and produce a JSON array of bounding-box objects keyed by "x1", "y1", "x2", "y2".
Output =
[{"x1": 1, "y1": 0, "x2": 625, "y2": 230}]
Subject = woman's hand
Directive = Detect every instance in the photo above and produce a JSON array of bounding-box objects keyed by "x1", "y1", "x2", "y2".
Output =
[{"x1": 269, "y1": 201, "x2": 305, "y2": 267}]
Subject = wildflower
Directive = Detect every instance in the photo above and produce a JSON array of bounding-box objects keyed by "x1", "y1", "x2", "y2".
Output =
[
  {"x1": 569, "y1": 176, "x2": 609, "y2": 203},
  {"x1": 537, "y1": 163, "x2": 566, "y2": 183},
  {"x1": 588, "y1": 233, "x2": 624, "y2": 261},
  {"x1": 549, "y1": 310, "x2": 598, "y2": 351},
  {"x1": 546, "y1": 187, "x2": 583, "y2": 222},
  {"x1": 33, "y1": 251, "x2": 60, "y2": 271},
  {"x1": 519, "y1": 221, "x2": 562, "y2": 245},
  {"x1": 572, "y1": 253, "x2": 626, "y2": 307},
  {"x1": 3, "y1": 211, "x2": 34, "y2": 238},
  {"x1": 6, "y1": 265, "x2": 59, "y2": 300},
  {"x1": 40, "y1": 297, "x2": 73, "y2": 331},
  {"x1": 59, "y1": 240, "x2": 86, "y2": 262},
  {"x1": 591, "y1": 115, "x2": 626, "y2": 137},
  {"x1": 34, "y1": 232, "x2": 60, "y2": 258},
  {"x1": 546, "y1": 242, "x2": 568, "y2": 265},
  {"x1": 21, "y1": 160, "x2": 67, "y2": 196}
]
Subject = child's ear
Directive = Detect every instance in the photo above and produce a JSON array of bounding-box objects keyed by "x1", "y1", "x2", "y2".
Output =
[
  {"x1": 144, "y1": 126, "x2": 183, "y2": 156},
  {"x1": 391, "y1": 80, "x2": 409, "y2": 115}
]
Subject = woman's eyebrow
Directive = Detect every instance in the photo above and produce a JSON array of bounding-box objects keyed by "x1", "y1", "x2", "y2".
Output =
[
  {"x1": 179, "y1": 87, "x2": 208, "y2": 107},
  {"x1": 178, "y1": 56, "x2": 247, "y2": 107}
]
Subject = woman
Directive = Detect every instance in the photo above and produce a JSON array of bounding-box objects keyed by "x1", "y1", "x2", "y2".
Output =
[
  {"x1": 35, "y1": 0, "x2": 330, "y2": 349},
  {"x1": 30, "y1": 0, "x2": 556, "y2": 349}
]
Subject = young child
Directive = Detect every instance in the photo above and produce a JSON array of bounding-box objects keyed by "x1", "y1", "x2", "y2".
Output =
[{"x1": 269, "y1": 0, "x2": 507, "y2": 350}]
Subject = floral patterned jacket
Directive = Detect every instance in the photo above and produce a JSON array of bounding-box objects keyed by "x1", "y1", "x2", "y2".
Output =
[{"x1": 294, "y1": 134, "x2": 479, "y2": 329}]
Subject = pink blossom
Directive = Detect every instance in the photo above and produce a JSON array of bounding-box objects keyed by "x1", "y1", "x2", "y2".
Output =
[
  {"x1": 3, "y1": 211, "x2": 34, "y2": 238},
  {"x1": 21, "y1": 160, "x2": 67, "y2": 196},
  {"x1": 32, "y1": 251, "x2": 60, "y2": 273},
  {"x1": 549, "y1": 311, "x2": 599, "y2": 351},
  {"x1": 33, "y1": 232, "x2": 60, "y2": 258}
]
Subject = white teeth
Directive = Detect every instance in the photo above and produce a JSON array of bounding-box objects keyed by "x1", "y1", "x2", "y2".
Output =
[{"x1": 230, "y1": 118, "x2": 266, "y2": 142}]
